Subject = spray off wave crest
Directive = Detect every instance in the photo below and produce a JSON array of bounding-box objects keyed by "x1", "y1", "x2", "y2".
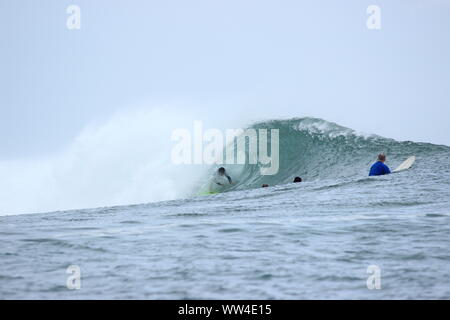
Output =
[{"x1": 0, "y1": 108, "x2": 210, "y2": 216}]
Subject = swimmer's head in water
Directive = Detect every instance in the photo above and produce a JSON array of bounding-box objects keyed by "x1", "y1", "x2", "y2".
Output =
[
  {"x1": 218, "y1": 167, "x2": 225, "y2": 175},
  {"x1": 378, "y1": 153, "x2": 386, "y2": 162},
  {"x1": 262, "y1": 184, "x2": 269, "y2": 188},
  {"x1": 293, "y1": 177, "x2": 302, "y2": 183}
]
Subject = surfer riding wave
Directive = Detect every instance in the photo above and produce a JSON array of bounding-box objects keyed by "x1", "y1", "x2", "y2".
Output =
[{"x1": 205, "y1": 167, "x2": 232, "y2": 193}]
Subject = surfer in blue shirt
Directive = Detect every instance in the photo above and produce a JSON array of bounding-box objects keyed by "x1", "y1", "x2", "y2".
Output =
[{"x1": 369, "y1": 153, "x2": 391, "y2": 176}]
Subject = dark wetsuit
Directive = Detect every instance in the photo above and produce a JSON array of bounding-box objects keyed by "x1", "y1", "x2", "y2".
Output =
[
  {"x1": 216, "y1": 173, "x2": 232, "y2": 185},
  {"x1": 369, "y1": 161, "x2": 391, "y2": 176}
]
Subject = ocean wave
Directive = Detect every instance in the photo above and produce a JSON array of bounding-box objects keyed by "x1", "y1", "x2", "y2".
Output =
[
  {"x1": 210, "y1": 117, "x2": 448, "y2": 191},
  {"x1": 1, "y1": 113, "x2": 448, "y2": 216}
]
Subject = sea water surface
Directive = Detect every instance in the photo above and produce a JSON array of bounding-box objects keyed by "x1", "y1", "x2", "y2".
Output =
[{"x1": 1, "y1": 118, "x2": 450, "y2": 299}]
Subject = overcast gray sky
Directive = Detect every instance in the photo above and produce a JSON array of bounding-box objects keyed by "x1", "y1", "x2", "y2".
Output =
[{"x1": 1, "y1": 0, "x2": 450, "y2": 161}]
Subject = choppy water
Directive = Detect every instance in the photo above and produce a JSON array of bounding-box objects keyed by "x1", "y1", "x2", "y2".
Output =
[{"x1": 1, "y1": 118, "x2": 450, "y2": 299}]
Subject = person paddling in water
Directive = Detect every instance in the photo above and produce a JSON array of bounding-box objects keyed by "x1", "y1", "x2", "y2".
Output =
[
  {"x1": 214, "y1": 167, "x2": 232, "y2": 186},
  {"x1": 369, "y1": 153, "x2": 391, "y2": 176}
]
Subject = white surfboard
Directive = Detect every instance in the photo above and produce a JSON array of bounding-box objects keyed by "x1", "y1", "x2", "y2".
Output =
[{"x1": 393, "y1": 156, "x2": 416, "y2": 173}]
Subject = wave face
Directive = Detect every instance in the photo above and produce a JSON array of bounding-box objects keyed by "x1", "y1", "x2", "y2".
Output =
[{"x1": 220, "y1": 117, "x2": 450, "y2": 191}]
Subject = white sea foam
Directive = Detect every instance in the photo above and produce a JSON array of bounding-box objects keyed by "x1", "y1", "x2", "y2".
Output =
[{"x1": 0, "y1": 107, "x2": 222, "y2": 216}]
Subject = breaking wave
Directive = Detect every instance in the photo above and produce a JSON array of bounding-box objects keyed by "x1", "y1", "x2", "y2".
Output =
[{"x1": 1, "y1": 111, "x2": 448, "y2": 216}]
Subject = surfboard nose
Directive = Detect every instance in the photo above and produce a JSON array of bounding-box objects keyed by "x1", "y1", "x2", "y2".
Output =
[{"x1": 393, "y1": 156, "x2": 416, "y2": 173}]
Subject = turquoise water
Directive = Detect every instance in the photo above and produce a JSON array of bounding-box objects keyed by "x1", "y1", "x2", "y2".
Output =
[{"x1": 1, "y1": 118, "x2": 449, "y2": 299}]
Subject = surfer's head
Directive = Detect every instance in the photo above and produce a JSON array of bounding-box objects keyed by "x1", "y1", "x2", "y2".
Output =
[
  {"x1": 378, "y1": 153, "x2": 386, "y2": 162},
  {"x1": 218, "y1": 167, "x2": 226, "y2": 175},
  {"x1": 293, "y1": 177, "x2": 302, "y2": 183}
]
